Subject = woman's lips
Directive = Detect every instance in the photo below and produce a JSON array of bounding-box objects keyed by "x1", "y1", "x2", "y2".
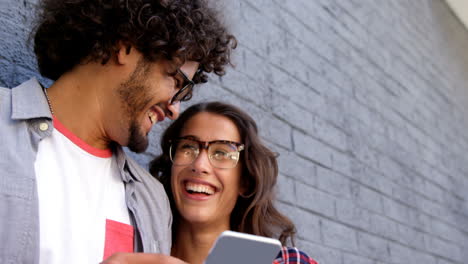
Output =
[{"x1": 181, "y1": 179, "x2": 219, "y2": 201}]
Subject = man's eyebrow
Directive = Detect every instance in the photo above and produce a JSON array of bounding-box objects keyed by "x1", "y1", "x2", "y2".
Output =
[
  {"x1": 178, "y1": 68, "x2": 189, "y2": 75},
  {"x1": 177, "y1": 69, "x2": 192, "y2": 82}
]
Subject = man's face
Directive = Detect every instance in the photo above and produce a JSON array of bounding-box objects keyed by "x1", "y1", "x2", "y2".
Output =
[{"x1": 114, "y1": 58, "x2": 199, "y2": 153}]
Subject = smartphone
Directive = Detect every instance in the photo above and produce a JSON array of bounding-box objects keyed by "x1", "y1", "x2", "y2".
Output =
[{"x1": 204, "y1": 230, "x2": 282, "y2": 264}]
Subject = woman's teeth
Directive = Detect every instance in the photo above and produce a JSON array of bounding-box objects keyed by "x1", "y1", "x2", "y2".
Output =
[
  {"x1": 148, "y1": 111, "x2": 157, "y2": 124},
  {"x1": 185, "y1": 182, "x2": 215, "y2": 195}
]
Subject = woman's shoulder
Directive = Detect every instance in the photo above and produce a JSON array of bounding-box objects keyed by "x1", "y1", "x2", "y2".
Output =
[{"x1": 273, "y1": 246, "x2": 318, "y2": 264}]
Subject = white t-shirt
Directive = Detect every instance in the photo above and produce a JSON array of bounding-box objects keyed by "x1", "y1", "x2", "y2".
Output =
[{"x1": 35, "y1": 118, "x2": 133, "y2": 264}]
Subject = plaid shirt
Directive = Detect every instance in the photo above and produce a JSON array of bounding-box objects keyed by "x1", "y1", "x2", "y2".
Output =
[{"x1": 273, "y1": 247, "x2": 318, "y2": 264}]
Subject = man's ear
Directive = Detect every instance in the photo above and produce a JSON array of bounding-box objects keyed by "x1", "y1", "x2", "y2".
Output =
[{"x1": 115, "y1": 42, "x2": 134, "y2": 65}]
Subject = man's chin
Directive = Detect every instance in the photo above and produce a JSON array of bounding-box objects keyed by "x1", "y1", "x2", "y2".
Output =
[
  {"x1": 127, "y1": 138, "x2": 149, "y2": 153},
  {"x1": 127, "y1": 124, "x2": 149, "y2": 153}
]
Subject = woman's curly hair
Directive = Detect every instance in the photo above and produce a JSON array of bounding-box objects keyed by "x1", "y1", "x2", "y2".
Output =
[{"x1": 33, "y1": 0, "x2": 237, "y2": 82}]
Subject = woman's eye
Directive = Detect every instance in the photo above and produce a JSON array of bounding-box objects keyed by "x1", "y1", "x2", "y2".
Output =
[{"x1": 212, "y1": 151, "x2": 228, "y2": 159}]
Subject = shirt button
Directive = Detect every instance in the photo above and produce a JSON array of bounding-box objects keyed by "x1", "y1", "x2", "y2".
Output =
[{"x1": 39, "y1": 122, "x2": 49, "y2": 131}]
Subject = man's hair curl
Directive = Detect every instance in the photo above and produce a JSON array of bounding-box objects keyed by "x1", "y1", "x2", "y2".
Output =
[{"x1": 33, "y1": 0, "x2": 237, "y2": 82}]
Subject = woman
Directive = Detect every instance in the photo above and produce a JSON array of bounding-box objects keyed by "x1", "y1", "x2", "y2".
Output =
[{"x1": 150, "y1": 102, "x2": 317, "y2": 264}]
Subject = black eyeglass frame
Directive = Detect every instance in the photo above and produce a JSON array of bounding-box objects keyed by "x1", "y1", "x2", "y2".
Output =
[
  {"x1": 170, "y1": 69, "x2": 197, "y2": 104},
  {"x1": 168, "y1": 136, "x2": 245, "y2": 168}
]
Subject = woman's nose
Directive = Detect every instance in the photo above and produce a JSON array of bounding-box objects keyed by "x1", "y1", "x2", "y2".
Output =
[{"x1": 191, "y1": 149, "x2": 211, "y2": 174}]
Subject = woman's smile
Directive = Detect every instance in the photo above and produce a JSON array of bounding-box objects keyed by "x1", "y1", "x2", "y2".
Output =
[{"x1": 181, "y1": 179, "x2": 218, "y2": 201}]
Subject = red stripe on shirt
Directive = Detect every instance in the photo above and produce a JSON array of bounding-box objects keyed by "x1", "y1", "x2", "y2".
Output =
[{"x1": 53, "y1": 117, "x2": 113, "y2": 158}]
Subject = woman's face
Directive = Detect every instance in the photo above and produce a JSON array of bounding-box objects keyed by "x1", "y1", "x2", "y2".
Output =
[{"x1": 171, "y1": 112, "x2": 243, "y2": 227}]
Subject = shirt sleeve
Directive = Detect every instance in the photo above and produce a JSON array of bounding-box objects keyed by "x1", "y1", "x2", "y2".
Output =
[{"x1": 273, "y1": 246, "x2": 318, "y2": 264}]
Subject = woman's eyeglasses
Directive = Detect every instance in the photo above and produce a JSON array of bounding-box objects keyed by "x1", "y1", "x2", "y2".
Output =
[{"x1": 169, "y1": 137, "x2": 244, "y2": 169}]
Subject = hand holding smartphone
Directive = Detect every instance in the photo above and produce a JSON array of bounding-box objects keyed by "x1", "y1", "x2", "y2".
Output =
[{"x1": 204, "y1": 231, "x2": 282, "y2": 264}]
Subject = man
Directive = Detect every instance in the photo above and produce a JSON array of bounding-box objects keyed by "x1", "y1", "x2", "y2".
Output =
[{"x1": 0, "y1": 0, "x2": 236, "y2": 263}]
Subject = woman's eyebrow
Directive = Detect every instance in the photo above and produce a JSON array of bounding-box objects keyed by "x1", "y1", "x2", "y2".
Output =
[
  {"x1": 180, "y1": 135, "x2": 199, "y2": 140},
  {"x1": 180, "y1": 135, "x2": 238, "y2": 143}
]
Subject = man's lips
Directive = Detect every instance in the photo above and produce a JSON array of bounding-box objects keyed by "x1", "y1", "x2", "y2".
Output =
[{"x1": 148, "y1": 105, "x2": 166, "y2": 124}]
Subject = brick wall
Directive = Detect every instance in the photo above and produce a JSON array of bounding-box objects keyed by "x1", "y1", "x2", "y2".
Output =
[{"x1": 2, "y1": 0, "x2": 468, "y2": 263}]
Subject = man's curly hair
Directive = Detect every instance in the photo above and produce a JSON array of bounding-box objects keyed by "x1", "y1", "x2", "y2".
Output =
[{"x1": 33, "y1": 0, "x2": 237, "y2": 83}]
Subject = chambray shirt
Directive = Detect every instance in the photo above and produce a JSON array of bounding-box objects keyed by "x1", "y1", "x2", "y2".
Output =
[{"x1": 0, "y1": 78, "x2": 172, "y2": 264}]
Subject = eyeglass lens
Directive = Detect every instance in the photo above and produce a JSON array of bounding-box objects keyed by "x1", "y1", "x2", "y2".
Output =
[
  {"x1": 170, "y1": 69, "x2": 195, "y2": 104},
  {"x1": 170, "y1": 138, "x2": 240, "y2": 169}
]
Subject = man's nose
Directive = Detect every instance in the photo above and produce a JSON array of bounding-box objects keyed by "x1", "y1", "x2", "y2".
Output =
[{"x1": 166, "y1": 101, "x2": 180, "y2": 120}]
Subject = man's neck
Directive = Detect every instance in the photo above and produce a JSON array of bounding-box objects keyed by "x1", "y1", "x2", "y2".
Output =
[
  {"x1": 46, "y1": 66, "x2": 114, "y2": 150},
  {"x1": 172, "y1": 220, "x2": 230, "y2": 264}
]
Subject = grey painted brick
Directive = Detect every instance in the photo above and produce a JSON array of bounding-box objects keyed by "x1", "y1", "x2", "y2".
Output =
[
  {"x1": 413, "y1": 252, "x2": 438, "y2": 264},
  {"x1": 270, "y1": 92, "x2": 315, "y2": 133},
  {"x1": 395, "y1": 223, "x2": 426, "y2": 251},
  {"x1": 347, "y1": 100, "x2": 378, "y2": 131},
  {"x1": 390, "y1": 185, "x2": 418, "y2": 211},
  {"x1": 342, "y1": 252, "x2": 375, "y2": 264},
  {"x1": 350, "y1": 181, "x2": 384, "y2": 214},
  {"x1": 389, "y1": 241, "x2": 438, "y2": 264},
  {"x1": 425, "y1": 235, "x2": 463, "y2": 263},
  {"x1": 438, "y1": 258, "x2": 459, "y2": 264},
  {"x1": 369, "y1": 213, "x2": 398, "y2": 242},
  {"x1": 430, "y1": 218, "x2": 466, "y2": 245},
  {"x1": 356, "y1": 231, "x2": 390, "y2": 260},
  {"x1": 295, "y1": 181, "x2": 335, "y2": 218},
  {"x1": 276, "y1": 201, "x2": 321, "y2": 243},
  {"x1": 267, "y1": 67, "x2": 324, "y2": 111},
  {"x1": 276, "y1": 175, "x2": 296, "y2": 205},
  {"x1": 270, "y1": 0, "x2": 336, "y2": 64},
  {"x1": 321, "y1": 218, "x2": 359, "y2": 252},
  {"x1": 442, "y1": 185, "x2": 466, "y2": 214},
  {"x1": 219, "y1": 68, "x2": 274, "y2": 110},
  {"x1": 316, "y1": 166, "x2": 352, "y2": 199},
  {"x1": 348, "y1": 136, "x2": 381, "y2": 172},
  {"x1": 256, "y1": 114, "x2": 292, "y2": 150},
  {"x1": 382, "y1": 196, "x2": 410, "y2": 223},
  {"x1": 331, "y1": 150, "x2": 353, "y2": 178},
  {"x1": 296, "y1": 240, "x2": 342, "y2": 264},
  {"x1": 276, "y1": 149, "x2": 317, "y2": 186},
  {"x1": 312, "y1": 116, "x2": 348, "y2": 152},
  {"x1": 292, "y1": 130, "x2": 333, "y2": 168},
  {"x1": 316, "y1": 92, "x2": 349, "y2": 130},
  {"x1": 378, "y1": 155, "x2": 409, "y2": 183},
  {"x1": 414, "y1": 159, "x2": 454, "y2": 195},
  {"x1": 388, "y1": 242, "x2": 413, "y2": 264},
  {"x1": 406, "y1": 208, "x2": 433, "y2": 234},
  {"x1": 336, "y1": 198, "x2": 373, "y2": 231},
  {"x1": 349, "y1": 160, "x2": 391, "y2": 195},
  {"x1": 418, "y1": 198, "x2": 455, "y2": 226}
]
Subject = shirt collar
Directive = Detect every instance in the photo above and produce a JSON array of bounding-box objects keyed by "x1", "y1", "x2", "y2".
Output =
[
  {"x1": 11, "y1": 78, "x2": 52, "y2": 120},
  {"x1": 114, "y1": 146, "x2": 142, "y2": 183},
  {"x1": 12, "y1": 78, "x2": 144, "y2": 183}
]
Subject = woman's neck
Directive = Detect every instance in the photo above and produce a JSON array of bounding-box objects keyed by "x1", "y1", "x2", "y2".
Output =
[{"x1": 172, "y1": 220, "x2": 230, "y2": 264}]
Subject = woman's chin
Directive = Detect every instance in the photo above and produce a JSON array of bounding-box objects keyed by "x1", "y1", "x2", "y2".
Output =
[{"x1": 181, "y1": 213, "x2": 212, "y2": 225}]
